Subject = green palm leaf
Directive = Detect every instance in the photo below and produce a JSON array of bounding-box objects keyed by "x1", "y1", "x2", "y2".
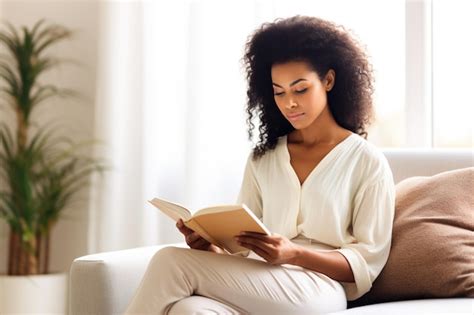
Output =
[{"x1": 0, "y1": 20, "x2": 106, "y2": 275}]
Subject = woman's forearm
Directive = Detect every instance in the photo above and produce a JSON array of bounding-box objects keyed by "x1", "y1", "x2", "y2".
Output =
[{"x1": 290, "y1": 246, "x2": 355, "y2": 283}]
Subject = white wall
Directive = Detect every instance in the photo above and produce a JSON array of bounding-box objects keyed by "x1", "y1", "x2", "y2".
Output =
[{"x1": 0, "y1": 0, "x2": 99, "y2": 273}]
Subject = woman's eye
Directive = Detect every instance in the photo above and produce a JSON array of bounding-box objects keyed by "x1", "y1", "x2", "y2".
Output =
[
  {"x1": 295, "y1": 88, "x2": 307, "y2": 94},
  {"x1": 274, "y1": 92, "x2": 284, "y2": 96}
]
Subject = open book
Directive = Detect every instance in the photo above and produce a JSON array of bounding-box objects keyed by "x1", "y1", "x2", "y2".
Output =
[{"x1": 149, "y1": 198, "x2": 271, "y2": 254}]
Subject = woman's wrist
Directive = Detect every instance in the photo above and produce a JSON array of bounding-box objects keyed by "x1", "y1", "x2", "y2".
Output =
[
  {"x1": 288, "y1": 245, "x2": 355, "y2": 282},
  {"x1": 289, "y1": 244, "x2": 305, "y2": 265}
]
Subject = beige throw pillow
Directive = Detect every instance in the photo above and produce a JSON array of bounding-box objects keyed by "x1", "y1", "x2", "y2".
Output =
[{"x1": 353, "y1": 167, "x2": 474, "y2": 306}]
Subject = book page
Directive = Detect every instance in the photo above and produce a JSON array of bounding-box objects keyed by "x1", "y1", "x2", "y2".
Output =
[
  {"x1": 149, "y1": 198, "x2": 192, "y2": 222},
  {"x1": 192, "y1": 204, "x2": 270, "y2": 254},
  {"x1": 195, "y1": 204, "x2": 243, "y2": 216}
]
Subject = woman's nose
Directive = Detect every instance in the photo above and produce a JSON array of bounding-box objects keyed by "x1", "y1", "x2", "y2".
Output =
[{"x1": 285, "y1": 98, "x2": 298, "y2": 109}]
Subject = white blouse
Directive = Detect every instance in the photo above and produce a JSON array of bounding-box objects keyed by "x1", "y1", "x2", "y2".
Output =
[{"x1": 236, "y1": 133, "x2": 395, "y2": 300}]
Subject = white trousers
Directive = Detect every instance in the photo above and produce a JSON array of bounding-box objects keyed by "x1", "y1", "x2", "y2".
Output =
[{"x1": 124, "y1": 246, "x2": 347, "y2": 315}]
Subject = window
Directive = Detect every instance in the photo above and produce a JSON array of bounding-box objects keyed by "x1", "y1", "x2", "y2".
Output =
[{"x1": 432, "y1": 0, "x2": 473, "y2": 148}]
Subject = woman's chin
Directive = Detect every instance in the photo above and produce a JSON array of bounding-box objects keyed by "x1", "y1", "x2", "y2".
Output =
[{"x1": 288, "y1": 121, "x2": 308, "y2": 130}]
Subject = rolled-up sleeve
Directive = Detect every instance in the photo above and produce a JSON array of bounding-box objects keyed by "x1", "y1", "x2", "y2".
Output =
[
  {"x1": 336, "y1": 176, "x2": 395, "y2": 300},
  {"x1": 236, "y1": 153, "x2": 263, "y2": 219}
]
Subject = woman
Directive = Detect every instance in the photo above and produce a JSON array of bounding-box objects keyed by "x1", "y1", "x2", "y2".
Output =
[{"x1": 125, "y1": 15, "x2": 395, "y2": 314}]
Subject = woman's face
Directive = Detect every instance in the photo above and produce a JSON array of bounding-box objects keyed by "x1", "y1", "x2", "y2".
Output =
[{"x1": 271, "y1": 61, "x2": 334, "y2": 130}]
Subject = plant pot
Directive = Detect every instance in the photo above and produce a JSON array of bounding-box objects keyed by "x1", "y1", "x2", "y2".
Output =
[{"x1": 0, "y1": 272, "x2": 67, "y2": 314}]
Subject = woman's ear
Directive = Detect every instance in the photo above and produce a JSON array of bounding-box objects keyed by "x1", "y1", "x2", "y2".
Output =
[{"x1": 324, "y1": 69, "x2": 336, "y2": 92}]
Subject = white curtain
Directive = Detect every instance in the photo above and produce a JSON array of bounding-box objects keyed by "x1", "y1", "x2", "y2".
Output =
[
  {"x1": 89, "y1": 0, "x2": 266, "y2": 252},
  {"x1": 89, "y1": 0, "x2": 404, "y2": 253},
  {"x1": 88, "y1": 1, "x2": 145, "y2": 252}
]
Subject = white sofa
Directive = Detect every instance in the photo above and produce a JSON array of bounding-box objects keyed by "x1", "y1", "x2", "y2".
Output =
[{"x1": 69, "y1": 149, "x2": 474, "y2": 314}]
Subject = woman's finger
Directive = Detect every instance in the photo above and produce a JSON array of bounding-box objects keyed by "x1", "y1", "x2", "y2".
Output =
[
  {"x1": 239, "y1": 232, "x2": 278, "y2": 244},
  {"x1": 176, "y1": 219, "x2": 194, "y2": 235},
  {"x1": 185, "y1": 232, "x2": 202, "y2": 243},
  {"x1": 238, "y1": 241, "x2": 271, "y2": 261},
  {"x1": 237, "y1": 235, "x2": 274, "y2": 250},
  {"x1": 237, "y1": 237, "x2": 272, "y2": 257},
  {"x1": 189, "y1": 237, "x2": 210, "y2": 250}
]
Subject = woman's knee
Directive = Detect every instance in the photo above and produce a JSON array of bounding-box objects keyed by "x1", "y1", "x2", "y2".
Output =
[
  {"x1": 168, "y1": 296, "x2": 240, "y2": 315},
  {"x1": 149, "y1": 246, "x2": 187, "y2": 271}
]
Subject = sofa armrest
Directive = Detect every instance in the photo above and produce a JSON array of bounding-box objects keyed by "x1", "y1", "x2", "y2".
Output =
[{"x1": 69, "y1": 243, "x2": 186, "y2": 315}]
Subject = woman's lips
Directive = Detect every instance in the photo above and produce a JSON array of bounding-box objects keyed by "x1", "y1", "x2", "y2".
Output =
[{"x1": 287, "y1": 113, "x2": 305, "y2": 121}]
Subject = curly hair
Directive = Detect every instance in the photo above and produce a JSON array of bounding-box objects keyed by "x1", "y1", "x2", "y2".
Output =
[{"x1": 242, "y1": 15, "x2": 374, "y2": 158}]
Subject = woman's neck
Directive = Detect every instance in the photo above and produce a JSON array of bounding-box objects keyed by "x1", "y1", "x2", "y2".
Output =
[{"x1": 288, "y1": 106, "x2": 351, "y2": 147}]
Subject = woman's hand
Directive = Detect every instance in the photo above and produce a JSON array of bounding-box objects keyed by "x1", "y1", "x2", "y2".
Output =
[
  {"x1": 235, "y1": 232, "x2": 301, "y2": 265},
  {"x1": 176, "y1": 219, "x2": 223, "y2": 254}
]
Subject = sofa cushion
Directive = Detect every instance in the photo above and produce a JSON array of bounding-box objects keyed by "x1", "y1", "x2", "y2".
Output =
[
  {"x1": 334, "y1": 298, "x2": 474, "y2": 314},
  {"x1": 352, "y1": 167, "x2": 474, "y2": 306}
]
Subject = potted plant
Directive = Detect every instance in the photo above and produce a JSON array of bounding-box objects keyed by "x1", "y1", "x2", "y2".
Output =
[{"x1": 0, "y1": 20, "x2": 104, "y2": 313}]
